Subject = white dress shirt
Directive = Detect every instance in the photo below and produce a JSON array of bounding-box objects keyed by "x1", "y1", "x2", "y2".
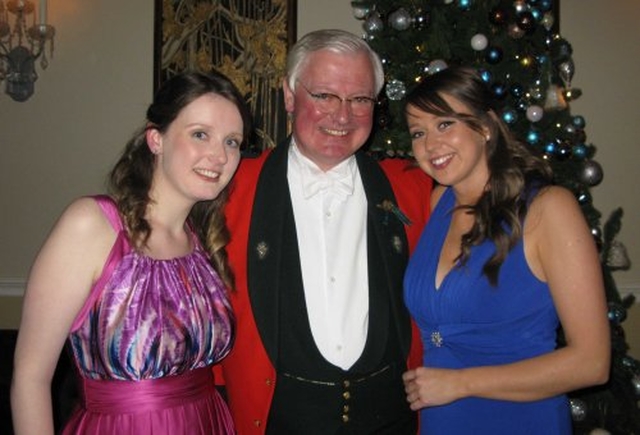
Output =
[{"x1": 287, "y1": 141, "x2": 369, "y2": 370}]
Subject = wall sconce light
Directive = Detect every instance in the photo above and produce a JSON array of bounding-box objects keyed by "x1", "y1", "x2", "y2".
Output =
[{"x1": 0, "y1": 0, "x2": 55, "y2": 102}]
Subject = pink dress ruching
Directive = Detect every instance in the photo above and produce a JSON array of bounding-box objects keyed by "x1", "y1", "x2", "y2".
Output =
[{"x1": 61, "y1": 195, "x2": 235, "y2": 434}]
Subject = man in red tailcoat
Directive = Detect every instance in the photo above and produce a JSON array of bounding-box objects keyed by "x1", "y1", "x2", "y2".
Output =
[{"x1": 216, "y1": 29, "x2": 432, "y2": 435}]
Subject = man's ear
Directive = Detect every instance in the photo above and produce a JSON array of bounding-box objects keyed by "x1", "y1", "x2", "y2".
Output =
[{"x1": 282, "y1": 77, "x2": 295, "y2": 113}]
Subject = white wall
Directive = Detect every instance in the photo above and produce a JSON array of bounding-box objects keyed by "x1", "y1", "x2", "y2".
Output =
[
  {"x1": 0, "y1": 0, "x2": 638, "y2": 356},
  {"x1": 0, "y1": 0, "x2": 154, "y2": 280},
  {"x1": 560, "y1": 0, "x2": 640, "y2": 296}
]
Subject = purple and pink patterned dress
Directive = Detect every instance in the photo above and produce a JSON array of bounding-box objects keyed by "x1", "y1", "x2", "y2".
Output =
[{"x1": 61, "y1": 195, "x2": 235, "y2": 434}]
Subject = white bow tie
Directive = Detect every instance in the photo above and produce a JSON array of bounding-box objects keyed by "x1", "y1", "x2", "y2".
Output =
[{"x1": 302, "y1": 170, "x2": 354, "y2": 199}]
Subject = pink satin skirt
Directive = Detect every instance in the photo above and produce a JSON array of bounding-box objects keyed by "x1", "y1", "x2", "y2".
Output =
[{"x1": 61, "y1": 368, "x2": 234, "y2": 434}]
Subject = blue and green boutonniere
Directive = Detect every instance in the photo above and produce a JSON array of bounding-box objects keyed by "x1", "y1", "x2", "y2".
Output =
[{"x1": 376, "y1": 200, "x2": 412, "y2": 226}]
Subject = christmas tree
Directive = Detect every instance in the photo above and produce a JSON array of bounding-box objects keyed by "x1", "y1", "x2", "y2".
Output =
[{"x1": 349, "y1": 0, "x2": 640, "y2": 433}]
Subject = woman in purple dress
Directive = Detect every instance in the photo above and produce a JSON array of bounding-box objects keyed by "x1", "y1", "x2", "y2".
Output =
[
  {"x1": 402, "y1": 66, "x2": 610, "y2": 434},
  {"x1": 11, "y1": 71, "x2": 251, "y2": 434}
]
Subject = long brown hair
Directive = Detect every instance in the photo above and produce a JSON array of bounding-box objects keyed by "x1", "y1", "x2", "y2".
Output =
[
  {"x1": 108, "y1": 71, "x2": 252, "y2": 289},
  {"x1": 406, "y1": 66, "x2": 553, "y2": 285}
]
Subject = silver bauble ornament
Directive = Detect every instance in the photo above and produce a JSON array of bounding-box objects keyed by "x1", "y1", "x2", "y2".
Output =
[
  {"x1": 385, "y1": 79, "x2": 407, "y2": 101},
  {"x1": 570, "y1": 398, "x2": 587, "y2": 422},
  {"x1": 363, "y1": 14, "x2": 384, "y2": 33},
  {"x1": 580, "y1": 160, "x2": 604, "y2": 186},
  {"x1": 352, "y1": 5, "x2": 370, "y2": 20},
  {"x1": 389, "y1": 8, "x2": 413, "y2": 31}
]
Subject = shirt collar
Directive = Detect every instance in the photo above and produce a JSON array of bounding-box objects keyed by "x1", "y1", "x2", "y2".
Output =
[{"x1": 290, "y1": 140, "x2": 357, "y2": 199}]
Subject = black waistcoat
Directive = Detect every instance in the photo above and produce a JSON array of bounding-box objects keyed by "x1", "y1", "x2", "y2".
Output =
[{"x1": 247, "y1": 142, "x2": 417, "y2": 435}]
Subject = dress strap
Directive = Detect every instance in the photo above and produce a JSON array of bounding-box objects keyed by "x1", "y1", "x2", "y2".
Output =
[
  {"x1": 68, "y1": 195, "x2": 129, "y2": 332},
  {"x1": 93, "y1": 194, "x2": 124, "y2": 231}
]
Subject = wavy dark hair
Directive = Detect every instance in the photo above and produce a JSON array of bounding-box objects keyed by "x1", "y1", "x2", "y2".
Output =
[
  {"x1": 108, "y1": 71, "x2": 252, "y2": 289},
  {"x1": 406, "y1": 66, "x2": 553, "y2": 285}
]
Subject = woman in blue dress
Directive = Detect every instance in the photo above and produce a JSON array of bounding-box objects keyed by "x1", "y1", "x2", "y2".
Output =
[{"x1": 402, "y1": 66, "x2": 610, "y2": 434}]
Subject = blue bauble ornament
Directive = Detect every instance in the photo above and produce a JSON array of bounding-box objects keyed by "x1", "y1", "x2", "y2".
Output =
[
  {"x1": 491, "y1": 82, "x2": 507, "y2": 99},
  {"x1": 539, "y1": 0, "x2": 553, "y2": 12},
  {"x1": 486, "y1": 46, "x2": 503, "y2": 64},
  {"x1": 530, "y1": 8, "x2": 542, "y2": 21},
  {"x1": 572, "y1": 144, "x2": 587, "y2": 159},
  {"x1": 458, "y1": 0, "x2": 472, "y2": 11},
  {"x1": 544, "y1": 141, "x2": 556, "y2": 154},
  {"x1": 502, "y1": 110, "x2": 518, "y2": 124},
  {"x1": 572, "y1": 115, "x2": 586, "y2": 128},
  {"x1": 608, "y1": 302, "x2": 627, "y2": 324},
  {"x1": 526, "y1": 130, "x2": 541, "y2": 145}
]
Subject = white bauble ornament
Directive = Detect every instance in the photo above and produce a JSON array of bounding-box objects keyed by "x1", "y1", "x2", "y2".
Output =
[
  {"x1": 526, "y1": 105, "x2": 544, "y2": 122},
  {"x1": 471, "y1": 34, "x2": 488, "y2": 51}
]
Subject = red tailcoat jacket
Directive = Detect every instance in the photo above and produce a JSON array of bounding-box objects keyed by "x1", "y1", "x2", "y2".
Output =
[{"x1": 215, "y1": 143, "x2": 432, "y2": 434}]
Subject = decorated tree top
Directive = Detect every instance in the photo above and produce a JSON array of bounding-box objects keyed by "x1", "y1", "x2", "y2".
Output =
[{"x1": 353, "y1": 0, "x2": 606, "y2": 236}]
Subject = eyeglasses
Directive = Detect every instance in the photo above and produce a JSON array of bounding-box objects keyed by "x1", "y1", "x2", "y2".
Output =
[{"x1": 297, "y1": 82, "x2": 376, "y2": 117}]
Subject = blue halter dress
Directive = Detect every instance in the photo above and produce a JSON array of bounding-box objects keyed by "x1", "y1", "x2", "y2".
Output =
[{"x1": 403, "y1": 188, "x2": 571, "y2": 435}]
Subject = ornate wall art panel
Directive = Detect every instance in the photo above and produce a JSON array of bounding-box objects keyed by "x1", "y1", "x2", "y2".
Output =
[{"x1": 154, "y1": 0, "x2": 297, "y2": 150}]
